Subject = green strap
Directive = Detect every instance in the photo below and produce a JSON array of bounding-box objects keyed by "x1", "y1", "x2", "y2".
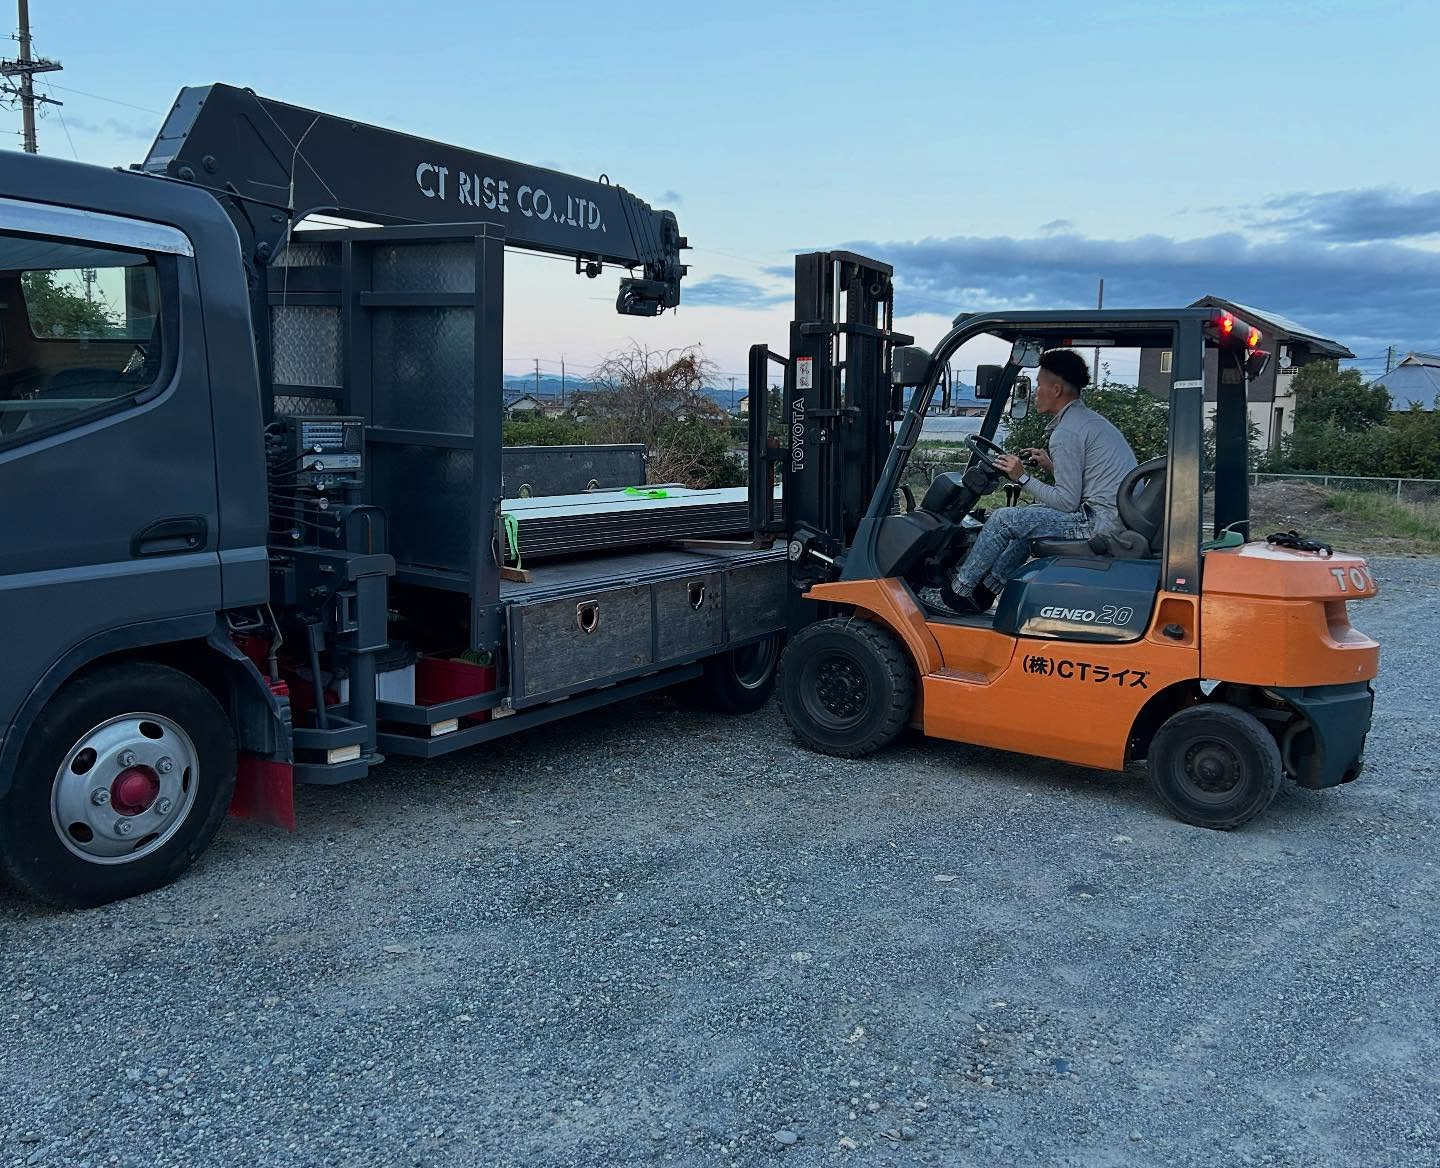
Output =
[
  {"x1": 624, "y1": 486, "x2": 669, "y2": 499},
  {"x1": 501, "y1": 512, "x2": 522, "y2": 568}
]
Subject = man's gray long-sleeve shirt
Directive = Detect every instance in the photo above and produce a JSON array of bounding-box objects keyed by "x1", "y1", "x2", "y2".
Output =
[{"x1": 1021, "y1": 399, "x2": 1138, "y2": 533}]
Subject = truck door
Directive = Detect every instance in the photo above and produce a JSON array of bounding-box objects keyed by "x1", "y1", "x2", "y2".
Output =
[{"x1": 0, "y1": 199, "x2": 222, "y2": 739}]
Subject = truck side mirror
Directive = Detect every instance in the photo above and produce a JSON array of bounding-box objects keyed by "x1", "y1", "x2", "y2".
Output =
[
  {"x1": 975, "y1": 364, "x2": 1003, "y2": 400},
  {"x1": 1010, "y1": 374, "x2": 1031, "y2": 420}
]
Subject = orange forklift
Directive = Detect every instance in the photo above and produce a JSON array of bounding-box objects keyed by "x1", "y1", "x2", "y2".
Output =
[{"x1": 747, "y1": 252, "x2": 1378, "y2": 829}]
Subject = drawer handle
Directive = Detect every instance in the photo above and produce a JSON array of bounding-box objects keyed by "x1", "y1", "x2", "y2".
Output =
[
  {"x1": 576, "y1": 601, "x2": 600, "y2": 634},
  {"x1": 688, "y1": 581, "x2": 707, "y2": 610}
]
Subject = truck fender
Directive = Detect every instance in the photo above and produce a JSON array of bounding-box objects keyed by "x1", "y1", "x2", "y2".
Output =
[{"x1": 0, "y1": 614, "x2": 293, "y2": 800}]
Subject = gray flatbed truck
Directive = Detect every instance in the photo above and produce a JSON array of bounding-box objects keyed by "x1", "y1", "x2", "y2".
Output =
[{"x1": 0, "y1": 85, "x2": 789, "y2": 907}]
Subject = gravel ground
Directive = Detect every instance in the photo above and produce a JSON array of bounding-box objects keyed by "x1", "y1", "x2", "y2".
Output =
[{"x1": 2, "y1": 556, "x2": 1437, "y2": 1168}]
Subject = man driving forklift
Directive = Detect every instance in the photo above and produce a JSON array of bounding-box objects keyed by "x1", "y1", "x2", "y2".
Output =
[
  {"x1": 946, "y1": 350, "x2": 1137, "y2": 613},
  {"x1": 762, "y1": 269, "x2": 1377, "y2": 832}
]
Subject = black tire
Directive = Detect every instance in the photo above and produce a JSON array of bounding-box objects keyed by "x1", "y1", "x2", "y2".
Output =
[
  {"x1": 1147, "y1": 702, "x2": 1282, "y2": 830},
  {"x1": 682, "y1": 634, "x2": 782, "y2": 715},
  {"x1": 0, "y1": 662, "x2": 237, "y2": 909},
  {"x1": 779, "y1": 617, "x2": 916, "y2": 757}
]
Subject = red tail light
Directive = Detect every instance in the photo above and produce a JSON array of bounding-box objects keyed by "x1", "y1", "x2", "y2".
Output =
[{"x1": 1207, "y1": 310, "x2": 1263, "y2": 349}]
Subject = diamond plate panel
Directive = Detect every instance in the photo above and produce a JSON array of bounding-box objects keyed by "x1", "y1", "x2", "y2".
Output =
[
  {"x1": 371, "y1": 242, "x2": 475, "y2": 293},
  {"x1": 274, "y1": 395, "x2": 339, "y2": 415},
  {"x1": 371, "y1": 307, "x2": 475, "y2": 432},
  {"x1": 271, "y1": 305, "x2": 341, "y2": 388},
  {"x1": 274, "y1": 242, "x2": 340, "y2": 268},
  {"x1": 370, "y1": 445, "x2": 473, "y2": 573}
]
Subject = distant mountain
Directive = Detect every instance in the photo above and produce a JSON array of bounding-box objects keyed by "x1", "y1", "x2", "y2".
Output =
[
  {"x1": 503, "y1": 374, "x2": 592, "y2": 400},
  {"x1": 503, "y1": 375, "x2": 978, "y2": 414},
  {"x1": 503, "y1": 375, "x2": 748, "y2": 413}
]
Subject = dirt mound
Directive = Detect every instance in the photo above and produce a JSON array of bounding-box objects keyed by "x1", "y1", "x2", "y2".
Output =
[{"x1": 1250, "y1": 481, "x2": 1333, "y2": 527}]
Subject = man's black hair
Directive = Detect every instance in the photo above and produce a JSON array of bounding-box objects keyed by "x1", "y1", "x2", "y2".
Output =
[{"x1": 1040, "y1": 349, "x2": 1091, "y2": 393}]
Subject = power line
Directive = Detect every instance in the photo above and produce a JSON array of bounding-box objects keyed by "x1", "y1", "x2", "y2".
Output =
[
  {"x1": 36, "y1": 79, "x2": 160, "y2": 115},
  {"x1": 45, "y1": 94, "x2": 76, "y2": 159}
]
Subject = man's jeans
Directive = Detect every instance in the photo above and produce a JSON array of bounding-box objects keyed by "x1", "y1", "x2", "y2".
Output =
[{"x1": 951, "y1": 504, "x2": 1093, "y2": 598}]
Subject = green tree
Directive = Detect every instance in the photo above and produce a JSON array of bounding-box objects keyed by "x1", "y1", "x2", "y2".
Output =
[
  {"x1": 20, "y1": 270, "x2": 118, "y2": 338},
  {"x1": 653, "y1": 418, "x2": 745, "y2": 488},
  {"x1": 502, "y1": 413, "x2": 591, "y2": 446},
  {"x1": 1291, "y1": 360, "x2": 1391, "y2": 433},
  {"x1": 1003, "y1": 383, "x2": 1170, "y2": 462},
  {"x1": 1285, "y1": 361, "x2": 1396, "y2": 474}
]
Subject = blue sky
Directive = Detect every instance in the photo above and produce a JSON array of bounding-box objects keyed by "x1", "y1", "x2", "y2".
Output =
[{"x1": 8, "y1": 0, "x2": 1438, "y2": 387}]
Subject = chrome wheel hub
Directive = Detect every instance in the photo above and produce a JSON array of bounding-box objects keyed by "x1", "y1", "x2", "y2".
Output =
[{"x1": 51, "y1": 714, "x2": 200, "y2": 864}]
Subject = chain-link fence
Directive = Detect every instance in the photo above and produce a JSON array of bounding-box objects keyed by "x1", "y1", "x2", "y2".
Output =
[
  {"x1": 902, "y1": 460, "x2": 1440, "y2": 509},
  {"x1": 1250, "y1": 472, "x2": 1440, "y2": 504}
]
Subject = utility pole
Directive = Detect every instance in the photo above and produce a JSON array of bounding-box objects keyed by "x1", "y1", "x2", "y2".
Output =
[
  {"x1": 1, "y1": 1, "x2": 64, "y2": 154},
  {"x1": 534, "y1": 357, "x2": 541, "y2": 399},
  {"x1": 730, "y1": 376, "x2": 736, "y2": 414},
  {"x1": 1093, "y1": 278, "x2": 1104, "y2": 387},
  {"x1": 1384, "y1": 345, "x2": 1395, "y2": 375},
  {"x1": 560, "y1": 356, "x2": 566, "y2": 407}
]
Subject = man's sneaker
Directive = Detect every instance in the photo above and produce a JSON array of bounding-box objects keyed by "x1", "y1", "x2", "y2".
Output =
[{"x1": 941, "y1": 582, "x2": 992, "y2": 615}]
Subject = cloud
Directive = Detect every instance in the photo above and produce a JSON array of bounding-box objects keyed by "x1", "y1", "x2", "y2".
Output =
[
  {"x1": 1258, "y1": 187, "x2": 1440, "y2": 242},
  {"x1": 656, "y1": 189, "x2": 683, "y2": 206},
  {"x1": 1038, "y1": 219, "x2": 1074, "y2": 235},
  {"x1": 60, "y1": 115, "x2": 154, "y2": 142},
  {"x1": 841, "y1": 228, "x2": 1440, "y2": 355},
  {"x1": 683, "y1": 274, "x2": 790, "y2": 309}
]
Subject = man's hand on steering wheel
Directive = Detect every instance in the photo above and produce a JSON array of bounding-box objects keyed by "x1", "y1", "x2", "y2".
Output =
[
  {"x1": 993, "y1": 453, "x2": 1026, "y2": 482},
  {"x1": 965, "y1": 434, "x2": 1027, "y2": 483}
]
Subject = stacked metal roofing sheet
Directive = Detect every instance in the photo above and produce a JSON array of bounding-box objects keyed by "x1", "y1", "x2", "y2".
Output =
[{"x1": 501, "y1": 485, "x2": 755, "y2": 561}]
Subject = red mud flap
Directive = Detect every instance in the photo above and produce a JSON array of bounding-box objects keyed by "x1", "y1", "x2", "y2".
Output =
[{"x1": 230, "y1": 756, "x2": 297, "y2": 831}]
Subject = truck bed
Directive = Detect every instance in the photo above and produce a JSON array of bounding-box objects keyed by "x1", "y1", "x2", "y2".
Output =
[
  {"x1": 500, "y1": 542, "x2": 783, "y2": 601},
  {"x1": 374, "y1": 541, "x2": 788, "y2": 762}
]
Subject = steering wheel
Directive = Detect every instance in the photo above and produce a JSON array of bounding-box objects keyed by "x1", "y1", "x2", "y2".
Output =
[{"x1": 965, "y1": 433, "x2": 1007, "y2": 471}]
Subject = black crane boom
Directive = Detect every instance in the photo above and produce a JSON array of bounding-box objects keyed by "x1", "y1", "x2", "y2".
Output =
[{"x1": 141, "y1": 83, "x2": 685, "y2": 316}]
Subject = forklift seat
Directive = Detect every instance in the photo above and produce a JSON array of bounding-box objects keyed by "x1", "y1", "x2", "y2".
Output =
[{"x1": 1029, "y1": 457, "x2": 1167, "y2": 560}]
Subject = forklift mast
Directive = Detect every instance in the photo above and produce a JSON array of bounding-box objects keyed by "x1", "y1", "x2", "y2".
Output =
[{"x1": 748, "y1": 252, "x2": 912, "y2": 609}]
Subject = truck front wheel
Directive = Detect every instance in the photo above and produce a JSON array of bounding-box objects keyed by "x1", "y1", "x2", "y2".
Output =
[{"x1": 0, "y1": 662, "x2": 237, "y2": 908}]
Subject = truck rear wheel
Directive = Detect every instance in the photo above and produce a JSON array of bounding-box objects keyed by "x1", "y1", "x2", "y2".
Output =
[
  {"x1": 0, "y1": 662, "x2": 237, "y2": 909},
  {"x1": 1147, "y1": 703, "x2": 1282, "y2": 830},
  {"x1": 683, "y1": 634, "x2": 782, "y2": 715},
  {"x1": 779, "y1": 617, "x2": 915, "y2": 757}
]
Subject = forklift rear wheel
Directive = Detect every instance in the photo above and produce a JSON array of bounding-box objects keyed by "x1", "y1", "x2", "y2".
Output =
[
  {"x1": 779, "y1": 618, "x2": 915, "y2": 757},
  {"x1": 0, "y1": 662, "x2": 237, "y2": 909},
  {"x1": 1147, "y1": 703, "x2": 1282, "y2": 830},
  {"x1": 684, "y1": 634, "x2": 782, "y2": 715}
]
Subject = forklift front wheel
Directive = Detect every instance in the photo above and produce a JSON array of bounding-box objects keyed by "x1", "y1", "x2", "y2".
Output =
[
  {"x1": 1147, "y1": 703, "x2": 1283, "y2": 831},
  {"x1": 779, "y1": 618, "x2": 915, "y2": 757},
  {"x1": 0, "y1": 662, "x2": 238, "y2": 908}
]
